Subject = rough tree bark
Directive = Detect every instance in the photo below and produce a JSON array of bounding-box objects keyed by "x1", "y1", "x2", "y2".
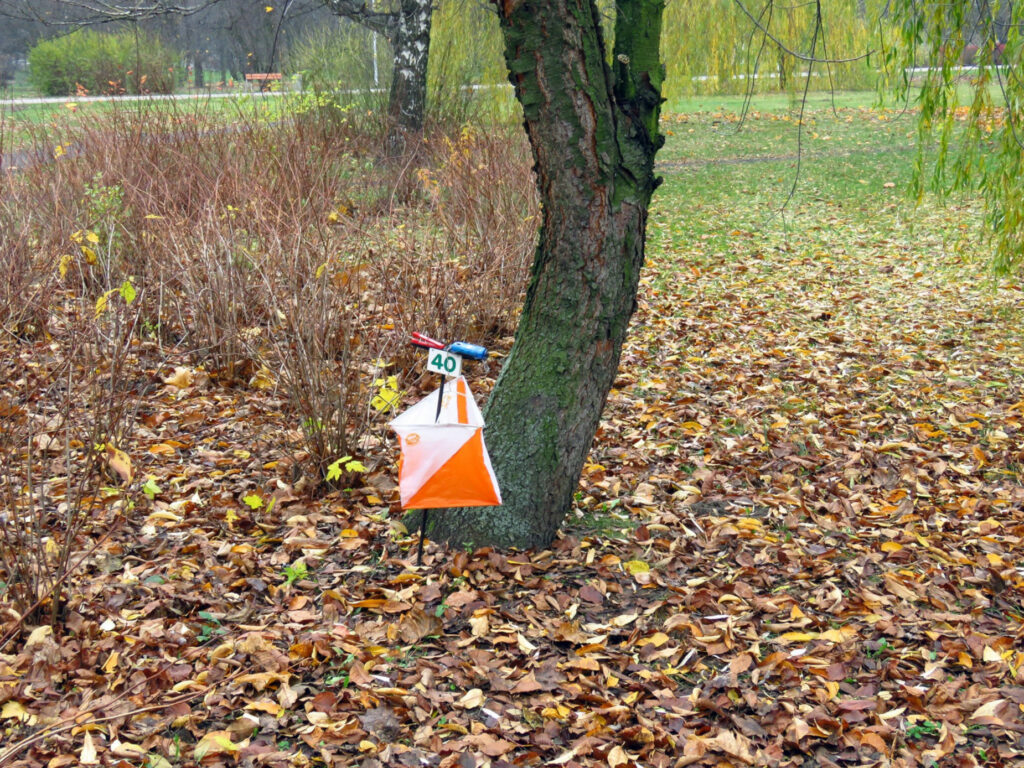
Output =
[
  {"x1": 427, "y1": 0, "x2": 665, "y2": 548},
  {"x1": 193, "y1": 54, "x2": 204, "y2": 87}
]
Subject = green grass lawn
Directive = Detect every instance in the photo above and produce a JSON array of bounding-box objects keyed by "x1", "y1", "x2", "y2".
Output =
[
  {"x1": 651, "y1": 96, "x2": 920, "y2": 263},
  {"x1": 641, "y1": 90, "x2": 1023, "y2": 443}
]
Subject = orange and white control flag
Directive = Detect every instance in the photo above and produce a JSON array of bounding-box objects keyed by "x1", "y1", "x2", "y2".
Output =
[{"x1": 390, "y1": 376, "x2": 501, "y2": 509}]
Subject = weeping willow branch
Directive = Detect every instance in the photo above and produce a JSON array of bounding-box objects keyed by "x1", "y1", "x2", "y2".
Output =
[{"x1": 733, "y1": 0, "x2": 875, "y2": 62}]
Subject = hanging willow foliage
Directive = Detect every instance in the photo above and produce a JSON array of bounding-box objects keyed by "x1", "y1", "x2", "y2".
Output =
[
  {"x1": 424, "y1": 0, "x2": 883, "y2": 106},
  {"x1": 426, "y1": 0, "x2": 512, "y2": 121},
  {"x1": 659, "y1": 0, "x2": 879, "y2": 99},
  {"x1": 884, "y1": 0, "x2": 1024, "y2": 273}
]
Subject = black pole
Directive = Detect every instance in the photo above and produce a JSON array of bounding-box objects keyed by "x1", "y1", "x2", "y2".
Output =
[
  {"x1": 419, "y1": 370, "x2": 445, "y2": 566},
  {"x1": 434, "y1": 374, "x2": 445, "y2": 423},
  {"x1": 417, "y1": 508, "x2": 429, "y2": 565}
]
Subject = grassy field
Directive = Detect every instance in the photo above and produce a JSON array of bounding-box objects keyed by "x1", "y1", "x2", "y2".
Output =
[{"x1": 1, "y1": 94, "x2": 1022, "y2": 767}]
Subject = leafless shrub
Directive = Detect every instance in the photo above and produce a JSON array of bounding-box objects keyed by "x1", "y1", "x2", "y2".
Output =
[
  {"x1": 0, "y1": 98, "x2": 537, "y2": 494},
  {"x1": 374, "y1": 124, "x2": 538, "y2": 349},
  {"x1": 0, "y1": 287, "x2": 145, "y2": 635}
]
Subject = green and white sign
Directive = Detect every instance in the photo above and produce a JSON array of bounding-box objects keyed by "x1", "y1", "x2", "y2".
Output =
[{"x1": 426, "y1": 349, "x2": 462, "y2": 378}]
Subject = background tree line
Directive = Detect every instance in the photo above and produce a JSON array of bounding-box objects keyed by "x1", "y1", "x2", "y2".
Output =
[{"x1": 2, "y1": 0, "x2": 896, "y2": 98}]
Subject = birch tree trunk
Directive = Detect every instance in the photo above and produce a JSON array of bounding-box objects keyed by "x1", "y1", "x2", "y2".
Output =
[
  {"x1": 384, "y1": 0, "x2": 433, "y2": 155},
  {"x1": 324, "y1": 0, "x2": 433, "y2": 156}
]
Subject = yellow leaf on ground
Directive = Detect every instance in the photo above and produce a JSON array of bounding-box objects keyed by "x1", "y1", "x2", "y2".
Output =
[
  {"x1": 780, "y1": 631, "x2": 818, "y2": 643},
  {"x1": 102, "y1": 651, "x2": 119, "y2": 674},
  {"x1": 637, "y1": 631, "x2": 670, "y2": 647},
  {"x1": 2, "y1": 701, "x2": 38, "y2": 725},
  {"x1": 193, "y1": 730, "x2": 245, "y2": 761},
  {"x1": 144, "y1": 754, "x2": 173, "y2": 768},
  {"x1": 245, "y1": 699, "x2": 284, "y2": 716},
  {"x1": 819, "y1": 626, "x2": 857, "y2": 643},
  {"x1": 249, "y1": 366, "x2": 275, "y2": 389},
  {"x1": 105, "y1": 445, "x2": 133, "y2": 484}
]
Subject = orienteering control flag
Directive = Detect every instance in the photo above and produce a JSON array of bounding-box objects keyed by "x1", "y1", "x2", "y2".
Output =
[{"x1": 389, "y1": 376, "x2": 501, "y2": 509}]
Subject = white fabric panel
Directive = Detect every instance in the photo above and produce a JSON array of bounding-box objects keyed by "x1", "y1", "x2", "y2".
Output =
[
  {"x1": 390, "y1": 376, "x2": 484, "y2": 428},
  {"x1": 390, "y1": 376, "x2": 485, "y2": 503}
]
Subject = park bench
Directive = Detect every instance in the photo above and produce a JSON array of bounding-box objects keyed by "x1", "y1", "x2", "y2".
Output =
[{"x1": 245, "y1": 73, "x2": 282, "y2": 91}]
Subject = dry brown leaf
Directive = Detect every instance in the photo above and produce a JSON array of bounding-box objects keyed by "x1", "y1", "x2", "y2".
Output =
[
  {"x1": 105, "y1": 444, "x2": 133, "y2": 484},
  {"x1": 702, "y1": 729, "x2": 755, "y2": 764},
  {"x1": 396, "y1": 608, "x2": 442, "y2": 644},
  {"x1": 79, "y1": 732, "x2": 99, "y2": 765},
  {"x1": 469, "y1": 614, "x2": 490, "y2": 637},
  {"x1": 607, "y1": 745, "x2": 630, "y2": 767},
  {"x1": 163, "y1": 366, "x2": 195, "y2": 388},
  {"x1": 456, "y1": 688, "x2": 485, "y2": 709},
  {"x1": 970, "y1": 698, "x2": 1008, "y2": 722}
]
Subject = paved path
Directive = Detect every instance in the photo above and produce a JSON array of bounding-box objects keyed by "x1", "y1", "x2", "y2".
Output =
[{"x1": 1, "y1": 90, "x2": 284, "y2": 108}]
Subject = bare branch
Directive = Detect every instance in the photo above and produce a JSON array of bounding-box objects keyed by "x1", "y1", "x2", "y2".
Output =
[
  {"x1": 0, "y1": 0, "x2": 223, "y2": 25},
  {"x1": 322, "y1": 0, "x2": 395, "y2": 38}
]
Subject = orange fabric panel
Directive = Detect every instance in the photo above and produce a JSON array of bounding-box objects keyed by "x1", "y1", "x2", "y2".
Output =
[
  {"x1": 405, "y1": 429, "x2": 500, "y2": 509},
  {"x1": 456, "y1": 378, "x2": 469, "y2": 425}
]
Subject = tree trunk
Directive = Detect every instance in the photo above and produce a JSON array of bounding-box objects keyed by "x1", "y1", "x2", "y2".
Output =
[
  {"x1": 385, "y1": 0, "x2": 433, "y2": 156},
  {"x1": 193, "y1": 54, "x2": 204, "y2": 89},
  {"x1": 427, "y1": 0, "x2": 664, "y2": 549}
]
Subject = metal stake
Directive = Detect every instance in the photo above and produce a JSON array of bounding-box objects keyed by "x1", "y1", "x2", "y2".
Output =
[
  {"x1": 417, "y1": 508, "x2": 429, "y2": 565},
  {"x1": 434, "y1": 374, "x2": 445, "y2": 423}
]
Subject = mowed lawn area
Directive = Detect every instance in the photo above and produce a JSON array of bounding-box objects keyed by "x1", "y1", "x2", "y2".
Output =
[{"x1": 1, "y1": 93, "x2": 1022, "y2": 767}]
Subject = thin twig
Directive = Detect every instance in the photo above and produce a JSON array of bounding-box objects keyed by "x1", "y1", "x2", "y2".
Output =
[
  {"x1": 0, "y1": 513, "x2": 126, "y2": 653},
  {"x1": 0, "y1": 667, "x2": 249, "y2": 766}
]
